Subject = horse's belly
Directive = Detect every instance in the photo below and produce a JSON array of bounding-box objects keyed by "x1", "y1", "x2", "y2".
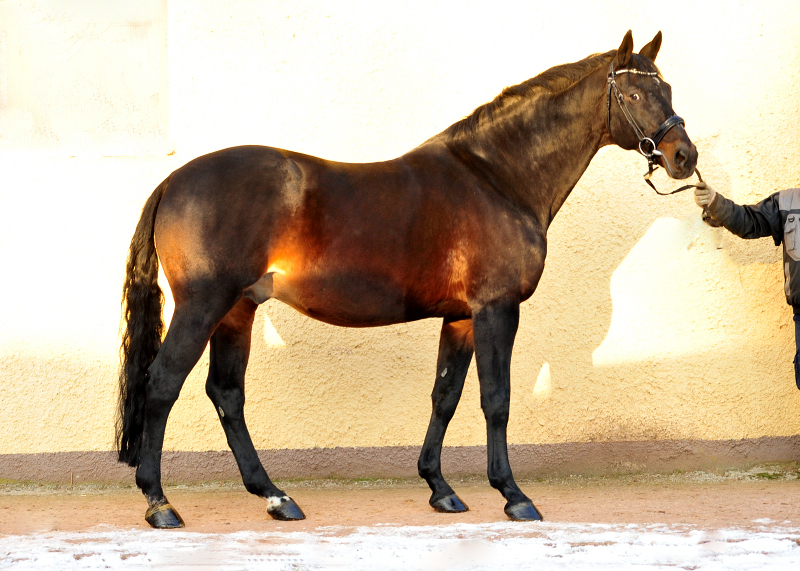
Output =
[{"x1": 271, "y1": 271, "x2": 413, "y2": 327}]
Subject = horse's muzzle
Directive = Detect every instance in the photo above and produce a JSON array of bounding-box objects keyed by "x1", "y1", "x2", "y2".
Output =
[{"x1": 660, "y1": 136, "x2": 698, "y2": 180}]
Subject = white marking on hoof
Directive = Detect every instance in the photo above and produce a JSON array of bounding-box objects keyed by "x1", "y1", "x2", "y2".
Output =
[
  {"x1": 265, "y1": 495, "x2": 290, "y2": 510},
  {"x1": 440, "y1": 368, "x2": 447, "y2": 377},
  {"x1": 218, "y1": 406, "x2": 225, "y2": 418}
]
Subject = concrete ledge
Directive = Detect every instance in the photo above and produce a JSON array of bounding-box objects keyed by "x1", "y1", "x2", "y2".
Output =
[{"x1": 1, "y1": 436, "x2": 799, "y2": 485}]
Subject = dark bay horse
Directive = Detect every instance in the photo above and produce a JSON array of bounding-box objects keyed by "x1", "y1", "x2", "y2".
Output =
[{"x1": 117, "y1": 31, "x2": 697, "y2": 527}]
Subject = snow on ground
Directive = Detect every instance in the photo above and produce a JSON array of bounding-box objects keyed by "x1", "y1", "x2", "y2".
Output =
[{"x1": 2, "y1": 521, "x2": 800, "y2": 570}]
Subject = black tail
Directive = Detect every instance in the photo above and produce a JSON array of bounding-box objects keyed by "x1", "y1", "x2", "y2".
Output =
[{"x1": 116, "y1": 178, "x2": 169, "y2": 466}]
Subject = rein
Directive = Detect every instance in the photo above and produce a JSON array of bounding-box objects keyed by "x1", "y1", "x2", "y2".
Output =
[{"x1": 606, "y1": 62, "x2": 703, "y2": 196}]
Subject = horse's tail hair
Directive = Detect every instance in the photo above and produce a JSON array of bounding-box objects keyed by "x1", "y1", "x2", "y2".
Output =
[{"x1": 116, "y1": 177, "x2": 169, "y2": 466}]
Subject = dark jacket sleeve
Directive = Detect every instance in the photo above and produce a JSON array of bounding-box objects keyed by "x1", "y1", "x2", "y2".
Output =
[{"x1": 705, "y1": 191, "x2": 783, "y2": 246}]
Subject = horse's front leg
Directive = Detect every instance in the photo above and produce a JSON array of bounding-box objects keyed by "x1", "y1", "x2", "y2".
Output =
[
  {"x1": 205, "y1": 298, "x2": 304, "y2": 521},
  {"x1": 472, "y1": 299, "x2": 543, "y2": 521},
  {"x1": 418, "y1": 317, "x2": 474, "y2": 513}
]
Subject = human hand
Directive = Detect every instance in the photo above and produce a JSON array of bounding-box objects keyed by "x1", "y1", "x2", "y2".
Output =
[{"x1": 694, "y1": 182, "x2": 717, "y2": 207}]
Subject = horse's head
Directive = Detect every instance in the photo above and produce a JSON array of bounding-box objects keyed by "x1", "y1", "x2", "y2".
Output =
[{"x1": 606, "y1": 30, "x2": 698, "y2": 180}]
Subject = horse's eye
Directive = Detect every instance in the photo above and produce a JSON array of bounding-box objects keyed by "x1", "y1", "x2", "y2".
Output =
[{"x1": 630, "y1": 93, "x2": 641, "y2": 102}]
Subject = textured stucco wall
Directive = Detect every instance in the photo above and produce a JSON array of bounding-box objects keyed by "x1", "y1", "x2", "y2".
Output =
[{"x1": 1, "y1": 1, "x2": 799, "y2": 462}]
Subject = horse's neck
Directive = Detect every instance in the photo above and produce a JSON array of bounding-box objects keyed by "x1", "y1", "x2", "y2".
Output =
[{"x1": 453, "y1": 68, "x2": 608, "y2": 228}]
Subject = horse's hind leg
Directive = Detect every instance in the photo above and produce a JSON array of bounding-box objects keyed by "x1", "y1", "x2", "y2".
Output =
[
  {"x1": 205, "y1": 298, "x2": 304, "y2": 521},
  {"x1": 136, "y1": 290, "x2": 240, "y2": 528},
  {"x1": 418, "y1": 318, "x2": 474, "y2": 513}
]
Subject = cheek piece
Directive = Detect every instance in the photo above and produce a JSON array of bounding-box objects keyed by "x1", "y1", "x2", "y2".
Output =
[{"x1": 606, "y1": 62, "x2": 702, "y2": 196}]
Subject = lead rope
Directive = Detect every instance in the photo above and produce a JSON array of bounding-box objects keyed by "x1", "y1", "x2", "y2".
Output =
[
  {"x1": 644, "y1": 162, "x2": 715, "y2": 224},
  {"x1": 644, "y1": 165, "x2": 703, "y2": 196},
  {"x1": 645, "y1": 164, "x2": 716, "y2": 223}
]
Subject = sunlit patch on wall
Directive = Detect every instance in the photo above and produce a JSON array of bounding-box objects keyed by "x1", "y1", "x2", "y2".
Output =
[
  {"x1": 264, "y1": 314, "x2": 286, "y2": 347},
  {"x1": 593, "y1": 217, "x2": 736, "y2": 366},
  {"x1": 533, "y1": 362, "x2": 552, "y2": 397}
]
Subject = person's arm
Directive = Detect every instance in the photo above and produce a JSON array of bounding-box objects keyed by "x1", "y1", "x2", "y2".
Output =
[{"x1": 695, "y1": 182, "x2": 782, "y2": 244}]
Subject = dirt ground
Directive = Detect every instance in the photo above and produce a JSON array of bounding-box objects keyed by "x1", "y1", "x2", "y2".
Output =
[{"x1": 2, "y1": 464, "x2": 799, "y2": 536}]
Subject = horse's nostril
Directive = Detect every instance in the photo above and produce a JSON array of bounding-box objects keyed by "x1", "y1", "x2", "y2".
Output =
[{"x1": 673, "y1": 148, "x2": 689, "y2": 169}]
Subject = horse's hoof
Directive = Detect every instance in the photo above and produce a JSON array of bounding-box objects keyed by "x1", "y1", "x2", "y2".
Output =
[
  {"x1": 504, "y1": 500, "x2": 543, "y2": 521},
  {"x1": 431, "y1": 493, "x2": 469, "y2": 513},
  {"x1": 266, "y1": 495, "x2": 306, "y2": 521},
  {"x1": 145, "y1": 502, "x2": 185, "y2": 528}
]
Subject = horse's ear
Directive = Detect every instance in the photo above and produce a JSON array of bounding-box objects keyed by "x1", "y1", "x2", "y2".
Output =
[
  {"x1": 639, "y1": 31, "x2": 662, "y2": 62},
  {"x1": 615, "y1": 30, "x2": 634, "y2": 68}
]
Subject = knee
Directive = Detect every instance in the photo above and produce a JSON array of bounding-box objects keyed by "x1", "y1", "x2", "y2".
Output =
[
  {"x1": 480, "y1": 384, "x2": 510, "y2": 414},
  {"x1": 432, "y1": 401, "x2": 457, "y2": 423},
  {"x1": 481, "y1": 404, "x2": 509, "y2": 426},
  {"x1": 205, "y1": 383, "x2": 244, "y2": 416}
]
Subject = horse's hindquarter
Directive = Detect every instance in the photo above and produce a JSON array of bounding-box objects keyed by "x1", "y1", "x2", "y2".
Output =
[
  {"x1": 154, "y1": 145, "x2": 546, "y2": 325},
  {"x1": 154, "y1": 146, "x2": 299, "y2": 303}
]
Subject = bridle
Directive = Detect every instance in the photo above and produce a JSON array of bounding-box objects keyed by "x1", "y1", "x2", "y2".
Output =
[{"x1": 606, "y1": 62, "x2": 702, "y2": 195}]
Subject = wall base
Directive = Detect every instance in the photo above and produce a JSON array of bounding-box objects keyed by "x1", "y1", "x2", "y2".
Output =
[{"x1": 2, "y1": 436, "x2": 799, "y2": 485}]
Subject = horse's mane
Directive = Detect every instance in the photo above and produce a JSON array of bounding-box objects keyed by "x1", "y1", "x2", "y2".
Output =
[{"x1": 434, "y1": 50, "x2": 615, "y2": 141}]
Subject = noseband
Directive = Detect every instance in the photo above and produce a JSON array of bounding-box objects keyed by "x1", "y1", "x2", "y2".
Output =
[{"x1": 606, "y1": 63, "x2": 702, "y2": 195}]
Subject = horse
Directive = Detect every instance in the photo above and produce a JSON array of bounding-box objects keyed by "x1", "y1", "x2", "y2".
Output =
[{"x1": 117, "y1": 30, "x2": 698, "y2": 528}]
